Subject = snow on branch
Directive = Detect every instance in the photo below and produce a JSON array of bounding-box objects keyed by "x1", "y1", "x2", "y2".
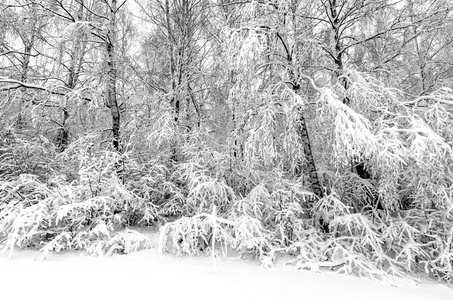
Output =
[
  {"x1": 0, "y1": 77, "x2": 93, "y2": 102},
  {"x1": 319, "y1": 87, "x2": 379, "y2": 164},
  {"x1": 403, "y1": 88, "x2": 453, "y2": 107}
]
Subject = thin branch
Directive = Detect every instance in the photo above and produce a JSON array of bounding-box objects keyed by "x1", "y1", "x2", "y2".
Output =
[
  {"x1": 57, "y1": 0, "x2": 76, "y2": 22},
  {"x1": 115, "y1": 0, "x2": 128, "y2": 13},
  {"x1": 341, "y1": 23, "x2": 417, "y2": 53},
  {"x1": 31, "y1": 1, "x2": 74, "y2": 22},
  {"x1": 1, "y1": 3, "x2": 34, "y2": 12},
  {"x1": 403, "y1": 92, "x2": 453, "y2": 107},
  {"x1": 75, "y1": 0, "x2": 108, "y2": 20},
  {"x1": 0, "y1": 50, "x2": 39, "y2": 57},
  {"x1": 0, "y1": 77, "x2": 92, "y2": 102}
]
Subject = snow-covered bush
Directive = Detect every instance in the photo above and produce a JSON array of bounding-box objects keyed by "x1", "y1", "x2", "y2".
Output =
[
  {"x1": 0, "y1": 134, "x2": 157, "y2": 258},
  {"x1": 157, "y1": 69, "x2": 453, "y2": 284}
]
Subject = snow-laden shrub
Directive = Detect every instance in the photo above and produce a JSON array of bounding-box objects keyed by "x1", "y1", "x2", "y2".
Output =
[
  {"x1": 0, "y1": 128, "x2": 57, "y2": 182},
  {"x1": 0, "y1": 149, "x2": 157, "y2": 259},
  {"x1": 274, "y1": 189, "x2": 452, "y2": 283},
  {"x1": 158, "y1": 206, "x2": 273, "y2": 267},
  {"x1": 152, "y1": 107, "x2": 453, "y2": 282}
]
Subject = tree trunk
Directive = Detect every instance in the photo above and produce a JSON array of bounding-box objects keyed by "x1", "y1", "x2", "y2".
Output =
[
  {"x1": 287, "y1": 50, "x2": 323, "y2": 199},
  {"x1": 164, "y1": 0, "x2": 179, "y2": 162},
  {"x1": 16, "y1": 24, "x2": 36, "y2": 128},
  {"x1": 291, "y1": 87, "x2": 323, "y2": 200},
  {"x1": 56, "y1": 2, "x2": 86, "y2": 152},
  {"x1": 328, "y1": 0, "x2": 350, "y2": 105},
  {"x1": 106, "y1": 0, "x2": 120, "y2": 152},
  {"x1": 295, "y1": 110, "x2": 324, "y2": 200},
  {"x1": 56, "y1": 108, "x2": 70, "y2": 151}
]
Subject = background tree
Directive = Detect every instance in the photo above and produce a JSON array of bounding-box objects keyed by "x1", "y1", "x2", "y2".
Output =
[{"x1": 135, "y1": 0, "x2": 215, "y2": 161}]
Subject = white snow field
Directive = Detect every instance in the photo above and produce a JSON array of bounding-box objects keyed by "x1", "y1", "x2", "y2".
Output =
[{"x1": 0, "y1": 231, "x2": 451, "y2": 300}]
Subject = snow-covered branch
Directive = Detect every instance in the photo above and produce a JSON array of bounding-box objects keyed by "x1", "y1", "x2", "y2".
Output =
[{"x1": 0, "y1": 77, "x2": 92, "y2": 102}]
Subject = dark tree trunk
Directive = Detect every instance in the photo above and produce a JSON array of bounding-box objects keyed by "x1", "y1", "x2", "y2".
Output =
[
  {"x1": 56, "y1": 108, "x2": 70, "y2": 151},
  {"x1": 290, "y1": 72, "x2": 323, "y2": 200},
  {"x1": 165, "y1": 0, "x2": 179, "y2": 163},
  {"x1": 296, "y1": 111, "x2": 324, "y2": 200},
  {"x1": 106, "y1": 0, "x2": 120, "y2": 152}
]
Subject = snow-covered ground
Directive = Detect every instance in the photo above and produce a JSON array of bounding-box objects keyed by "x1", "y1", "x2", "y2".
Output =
[{"x1": 0, "y1": 231, "x2": 451, "y2": 300}]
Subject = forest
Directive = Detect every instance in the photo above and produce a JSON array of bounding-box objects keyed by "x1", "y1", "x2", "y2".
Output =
[{"x1": 0, "y1": 0, "x2": 452, "y2": 284}]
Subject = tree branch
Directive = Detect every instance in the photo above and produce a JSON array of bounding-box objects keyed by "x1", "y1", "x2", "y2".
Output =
[
  {"x1": 0, "y1": 50, "x2": 39, "y2": 57},
  {"x1": 403, "y1": 90, "x2": 453, "y2": 107},
  {"x1": 0, "y1": 77, "x2": 92, "y2": 102}
]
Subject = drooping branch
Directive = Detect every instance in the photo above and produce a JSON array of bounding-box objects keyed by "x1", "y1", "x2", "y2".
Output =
[{"x1": 403, "y1": 90, "x2": 453, "y2": 107}]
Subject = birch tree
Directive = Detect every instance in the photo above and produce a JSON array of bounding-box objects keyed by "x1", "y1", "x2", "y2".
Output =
[
  {"x1": 136, "y1": 0, "x2": 214, "y2": 161},
  {"x1": 0, "y1": 2, "x2": 49, "y2": 127},
  {"x1": 218, "y1": 1, "x2": 326, "y2": 200},
  {"x1": 26, "y1": 0, "x2": 125, "y2": 151},
  {"x1": 103, "y1": 0, "x2": 121, "y2": 151}
]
